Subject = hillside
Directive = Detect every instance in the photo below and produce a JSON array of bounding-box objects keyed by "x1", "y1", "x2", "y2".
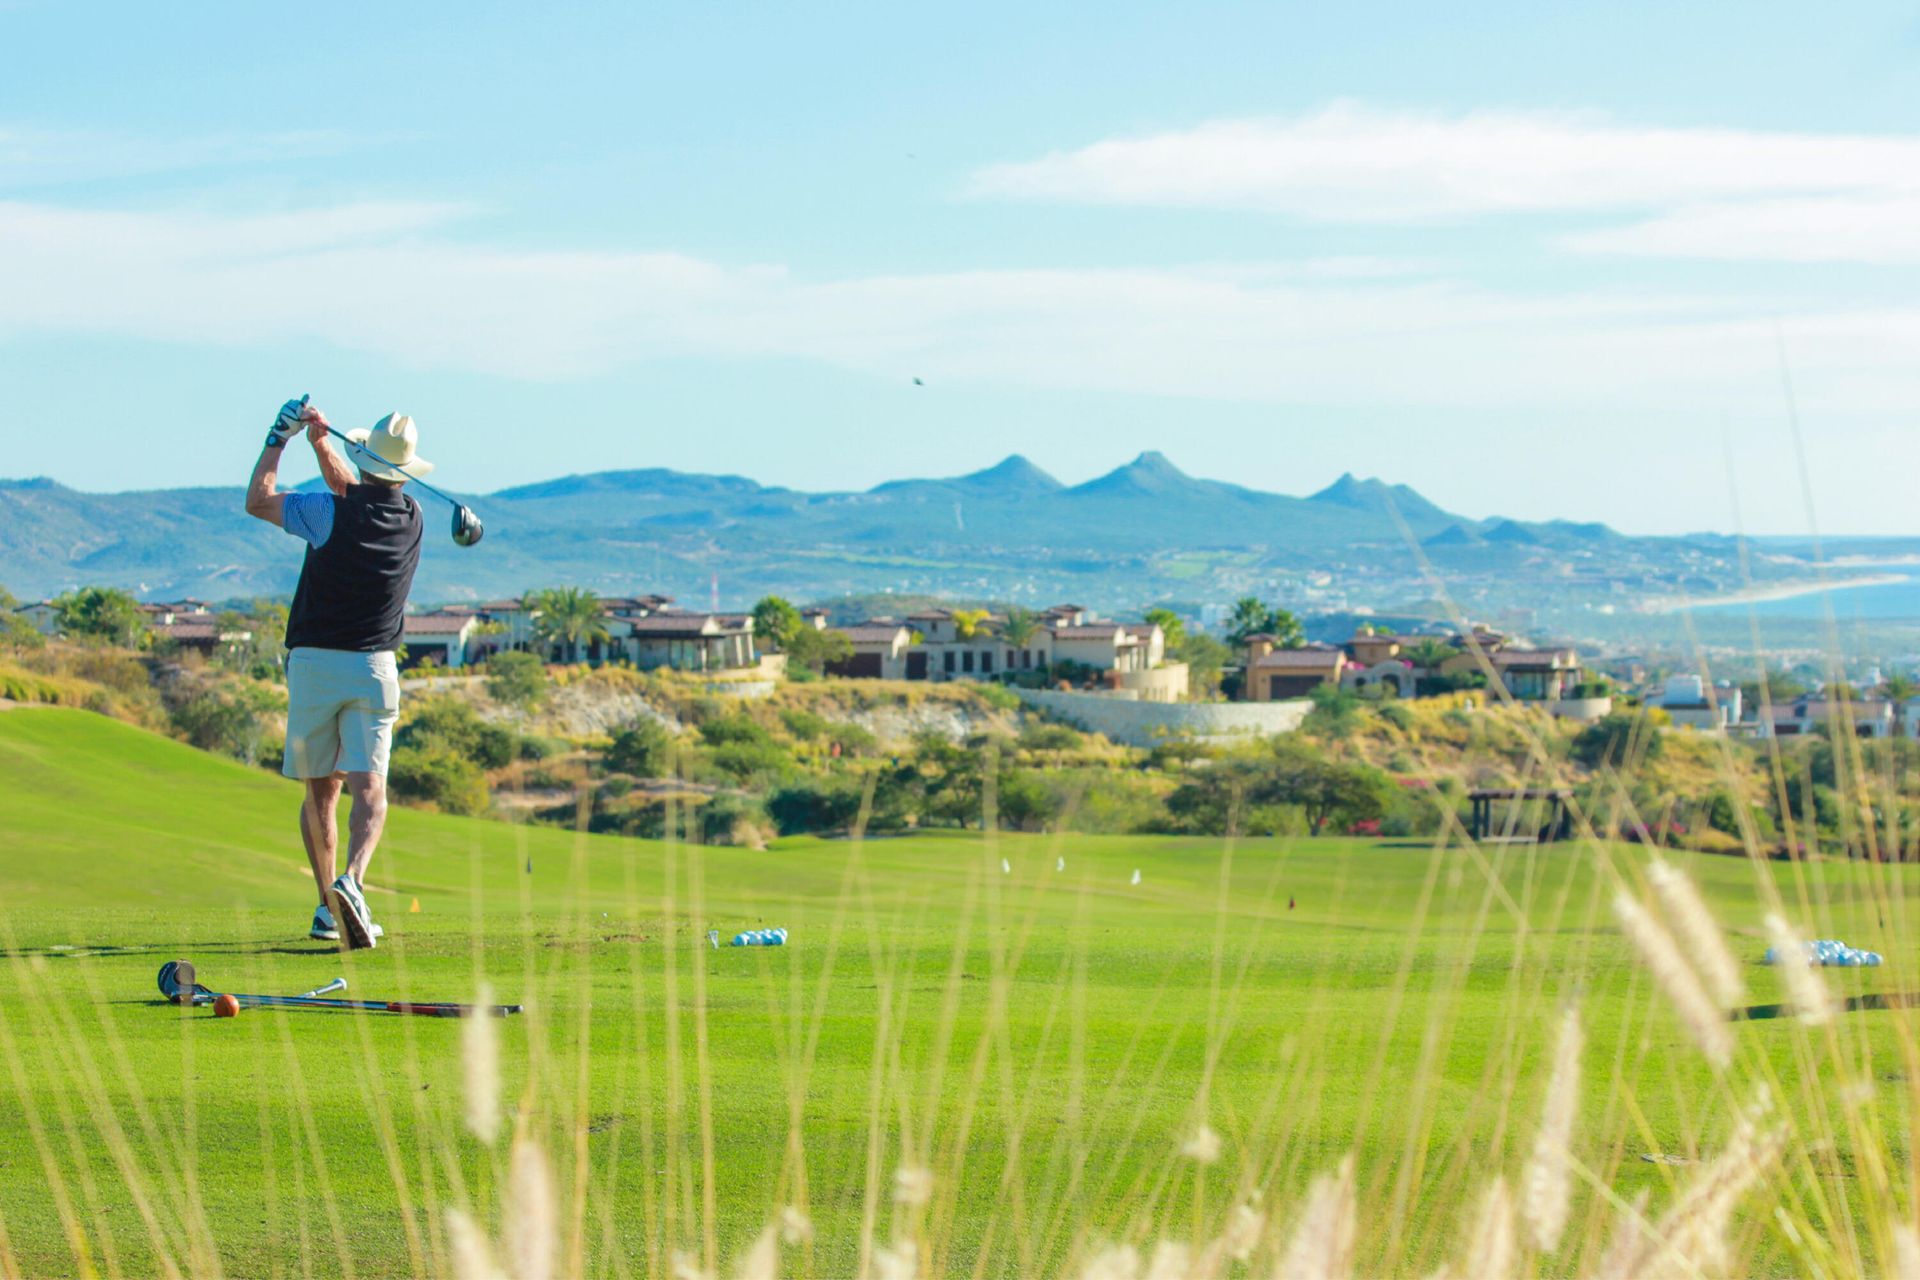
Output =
[{"x1": 0, "y1": 455, "x2": 1608, "y2": 606}]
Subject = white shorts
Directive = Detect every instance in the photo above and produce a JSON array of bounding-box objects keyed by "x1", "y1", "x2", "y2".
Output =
[{"x1": 282, "y1": 648, "x2": 401, "y2": 779}]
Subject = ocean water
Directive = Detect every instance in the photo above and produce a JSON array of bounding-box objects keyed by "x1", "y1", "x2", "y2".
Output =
[{"x1": 1691, "y1": 575, "x2": 1920, "y2": 620}]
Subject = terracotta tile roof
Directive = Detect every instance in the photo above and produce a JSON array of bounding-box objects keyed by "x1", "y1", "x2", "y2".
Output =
[
  {"x1": 627, "y1": 612, "x2": 750, "y2": 637},
  {"x1": 403, "y1": 613, "x2": 476, "y2": 635},
  {"x1": 153, "y1": 621, "x2": 238, "y2": 642}
]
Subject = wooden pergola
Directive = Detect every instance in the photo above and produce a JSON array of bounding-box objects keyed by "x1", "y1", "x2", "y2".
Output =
[{"x1": 1468, "y1": 788, "x2": 1574, "y2": 843}]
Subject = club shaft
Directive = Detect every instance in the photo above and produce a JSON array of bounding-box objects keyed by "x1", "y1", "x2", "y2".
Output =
[{"x1": 319, "y1": 425, "x2": 466, "y2": 509}]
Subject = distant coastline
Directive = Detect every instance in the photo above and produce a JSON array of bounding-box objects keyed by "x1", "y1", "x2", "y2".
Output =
[{"x1": 1649, "y1": 573, "x2": 1910, "y2": 614}]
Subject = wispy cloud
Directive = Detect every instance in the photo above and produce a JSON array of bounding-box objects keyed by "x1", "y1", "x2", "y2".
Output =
[
  {"x1": 0, "y1": 197, "x2": 1917, "y2": 416},
  {"x1": 970, "y1": 102, "x2": 1920, "y2": 229},
  {"x1": 1562, "y1": 194, "x2": 1920, "y2": 263},
  {"x1": 0, "y1": 124, "x2": 371, "y2": 188}
]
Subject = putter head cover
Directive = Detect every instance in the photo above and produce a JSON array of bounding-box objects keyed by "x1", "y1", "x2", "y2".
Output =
[
  {"x1": 452, "y1": 504, "x2": 484, "y2": 547},
  {"x1": 157, "y1": 959, "x2": 199, "y2": 1004}
]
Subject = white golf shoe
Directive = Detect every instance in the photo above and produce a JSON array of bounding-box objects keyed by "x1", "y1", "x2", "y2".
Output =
[
  {"x1": 310, "y1": 903, "x2": 382, "y2": 943},
  {"x1": 328, "y1": 875, "x2": 378, "y2": 951}
]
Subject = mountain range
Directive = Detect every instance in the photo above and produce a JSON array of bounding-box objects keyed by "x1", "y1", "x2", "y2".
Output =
[{"x1": 0, "y1": 452, "x2": 1640, "y2": 608}]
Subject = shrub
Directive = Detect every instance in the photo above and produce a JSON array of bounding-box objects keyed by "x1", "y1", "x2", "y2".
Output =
[
  {"x1": 698, "y1": 793, "x2": 771, "y2": 846},
  {"x1": 780, "y1": 707, "x2": 831, "y2": 741},
  {"x1": 709, "y1": 738, "x2": 792, "y2": 783},
  {"x1": 605, "y1": 719, "x2": 675, "y2": 778},
  {"x1": 397, "y1": 697, "x2": 516, "y2": 769},
  {"x1": 170, "y1": 683, "x2": 281, "y2": 765},
  {"x1": 1378, "y1": 703, "x2": 1416, "y2": 732},
  {"x1": 700, "y1": 715, "x2": 774, "y2": 748},
  {"x1": 827, "y1": 723, "x2": 877, "y2": 758},
  {"x1": 767, "y1": 778, "x2": 866, "y2": 834},
  {"x1": 1570, "y1": 710, "x2": 1664, "y2": 771},
  {"x1": 517, "y1": 734, "x2": 565, "y2": 761},
  {"x1": 485, "y1": 651, "x2": 548, "y2": 709},
  {"x1": 388, "y1": 745, "x2": 489, "y2": 815},
  {"x1": 975, "y1": 683, "x2": 1021, "y2": 712}
]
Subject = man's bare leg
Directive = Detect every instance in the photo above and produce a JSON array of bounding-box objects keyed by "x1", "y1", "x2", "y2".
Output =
[
  {"x1": 343, "y1": 770, "x2": 388, "y2": 887},
  {"x1": 301, "y1": 775, "x2": 344, "y2": 906}
]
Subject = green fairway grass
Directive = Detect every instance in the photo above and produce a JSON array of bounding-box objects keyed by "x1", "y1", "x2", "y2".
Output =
[{"x1": 1, "y1": 707, "x2": 1916, "y2": 1277}]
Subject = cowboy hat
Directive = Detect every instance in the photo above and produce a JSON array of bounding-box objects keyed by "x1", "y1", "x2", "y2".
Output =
[{"x1": 343, "y1": 412, "x2": 435, "y2": 483}]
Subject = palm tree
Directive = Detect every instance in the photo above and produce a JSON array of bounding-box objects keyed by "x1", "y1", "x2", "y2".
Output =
[
  {"x1": 1001, "y1": 607, "x2": 1040, "y2": 648},
  {"x1": 529, "y1": 586, "x2": 609, "y2": 664},
  {"x1": 1402, "y1": 638, "x2": 1458, "y2": 675},
  {"x1": 1881, "y1": 672, "x2": 1919, "y2": 738},
  {"x1": 951, "y1": 608, "x2": 991, "y2": 641}
]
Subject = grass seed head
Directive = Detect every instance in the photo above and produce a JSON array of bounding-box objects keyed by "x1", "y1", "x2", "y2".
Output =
[
  {"x1": 1181, "y1": 1122, "x2": 1222, "y2": 1164},
  {"x1": 892, "y1": 1164, "x2": 933, "y2": 1207},
  {"x1": 462, "y1": 979, "x2": 500, "y2": 1144},
  {"x1": 1079, "y1": 1243, "x2": 1142, "y2": 1280},
  {"x1": 504, "y1": 1135, "x2": 556, "y2": 1280},
  {"x1": 1613, "y1": 889, "x2": 1732, "y2": 1066},
  {"x1": 1143, "y1": 1241, "x2": 1190, "y2": 1280},
  {"x1": 778, "y1": 1205, "x2": 813, "y2": 1245},
  {"x1": 1521, "y1": 1005, "x2": 1582, "y2": 1253},
  {"x1": 1276, "y1": 1153, "x2": 1356, "y2": 1280},
  {"x1": 443, "y1": 1208, "x2": 503, "y2": 1280},
  {"x1": 1765, "y1": 913, "x2": 1837, "y2": 1025},
  {"x1": 1224, "y1": 1203, "x2": 1266, "y2": 1261},
  {"x1": 1462, "y1": 1177, "x2": 1516, "y2": 1280},
  {"x1": 1892, "y1": 1222, "x2": 1920, "y2": 1280},
  {"x1": 875, "y1": 1240, "x2": 918, "y2": 1280},
  {"x1": 1648, "y1": 857, "x2": 1745, "y2": 1007},
  {"x1": 733, "y1": 1225, "x2": 777, "y2": 1280}
]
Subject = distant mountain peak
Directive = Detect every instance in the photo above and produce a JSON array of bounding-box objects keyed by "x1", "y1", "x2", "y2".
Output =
[
  {"x1": 956, "y1": 454, "x2": 1063, "y2": 493},
  {"x1": 1309, "y1": 472, "x2": 1449, "y2": 525},
  {"x1": 1069, "y1": 451, "x2": 1206, "y2": 498}
]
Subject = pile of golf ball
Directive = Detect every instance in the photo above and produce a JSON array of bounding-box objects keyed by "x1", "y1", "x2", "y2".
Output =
[{"x1": 1763, "y1": 938, "x2": 1882, "y2": 967}]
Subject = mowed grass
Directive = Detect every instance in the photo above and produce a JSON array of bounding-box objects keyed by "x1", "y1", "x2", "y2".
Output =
[{"x1": 1, "y1": 708, "x2": 1917, "y2": 1277}]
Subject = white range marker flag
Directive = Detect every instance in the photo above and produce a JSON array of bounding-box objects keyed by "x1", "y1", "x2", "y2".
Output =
[
  {"x1": 1131, "y1": 869, "x2": 1141, "y2": 886},
  {"x1": 1056, "y1": 856, "x2": 1065, "y2": 872},
  {"x1": 1001, "y1": 858, "x2": 1011, "y2": 874}
]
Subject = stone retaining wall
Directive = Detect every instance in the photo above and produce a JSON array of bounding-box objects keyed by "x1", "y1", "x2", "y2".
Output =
[{"x1": 1014, "y1": 688, "x2": 1311, "y2": 747}]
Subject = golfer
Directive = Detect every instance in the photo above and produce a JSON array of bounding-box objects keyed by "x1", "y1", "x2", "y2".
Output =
[{"x1": 244, "y1": 396, "x2": 432, "y2": 950}]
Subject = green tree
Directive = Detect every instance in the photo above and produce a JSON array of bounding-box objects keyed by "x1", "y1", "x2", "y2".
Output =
[
  {"x1": 1226, "y1": 598, "x2": 1303, "y2": 648},
  {"x1": 1143, "y1": 607, "x2": 1186, "y2": 649},
  {"x1": 54, "y1": 586, "x2": 147, "y2": 647},
  {"x1": 486, "y1": 650, "x2": 548, "y2": 708},
  {"x1": 1265, "y1": 739, "x2": 1393, "y2": 836},
  {"x1": 528, "y1": 587, "x2": 609, "y2": 663},
  {"x1": 1402, "y1": 638, "x2": 1458, "y2": 673},
  {"x1": 1880, "y1": 672, "x2": 1918, "y2": 700},
  {"x1": 606, "y1": 718, "x2": 675, "y2": 778},
  {"x1": 1571, "y1": 710, "x2": 1665, "y2": 771},
  {"x1": 751, "y1": 596, "x2": 803, "y2": 646},
  {"x1": 1303, "y1": 683, "x2": 1365, "y2": 739},
  {"x1": 1001, "y1": 606, "x2": 1041, "y2": 649},
  {"x1": 951, "y1": 608, "x2": 991, "y2": 640},
  {"x1": 0, "y1": 585, "x2": 44, "y2": 650},
  {"x1": 785, "y1": 624, "x2": 853, "y2": 675}
]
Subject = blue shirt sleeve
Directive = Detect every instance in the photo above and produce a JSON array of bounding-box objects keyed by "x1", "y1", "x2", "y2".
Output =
[{"x1": 281, "y1": 492, "x2": 335, "y2": 549}]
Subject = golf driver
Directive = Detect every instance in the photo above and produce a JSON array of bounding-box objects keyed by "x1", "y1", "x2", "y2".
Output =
[
  {"x1": 317, "y1": 423, "x2": 485, "y2": 547},
  {"x1": 158, "y1": 960, "x2": 522, "y2": 1018}
]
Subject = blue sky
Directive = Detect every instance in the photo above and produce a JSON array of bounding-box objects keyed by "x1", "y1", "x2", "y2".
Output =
[{"x1": 2, "y1": 1, "x2": 1918, "y2": 533}]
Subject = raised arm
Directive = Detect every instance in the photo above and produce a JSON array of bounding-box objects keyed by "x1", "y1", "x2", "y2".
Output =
[
  {"x1": 244, "y1": 395, "x2": 331, "y2": 525},
  {"x1": 308, "y1": 419, "x2": 355, "y2": 497}
]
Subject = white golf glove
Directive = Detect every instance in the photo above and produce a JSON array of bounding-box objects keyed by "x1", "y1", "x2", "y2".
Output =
[{"x1": 266, "y1": 395, "x2": 312, "y2": 448}]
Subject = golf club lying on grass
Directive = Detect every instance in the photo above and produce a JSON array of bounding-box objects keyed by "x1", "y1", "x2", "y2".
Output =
[
  {"x1": 158, "y1": 960, "x2": 522, "y2": 1018},
  {"x1": 318, "y1": 423, "x2": 485, "y2": 547}
]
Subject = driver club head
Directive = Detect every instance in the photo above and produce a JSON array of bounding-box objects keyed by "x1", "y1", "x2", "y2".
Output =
[{"x1": 452, "y1": 505, "x2": 484, "y2": 547}]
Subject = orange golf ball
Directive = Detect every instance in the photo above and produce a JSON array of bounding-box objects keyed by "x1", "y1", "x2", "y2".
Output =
[{"x1": 213, "y1": 993, "x2": 240, "y2": 1018}]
